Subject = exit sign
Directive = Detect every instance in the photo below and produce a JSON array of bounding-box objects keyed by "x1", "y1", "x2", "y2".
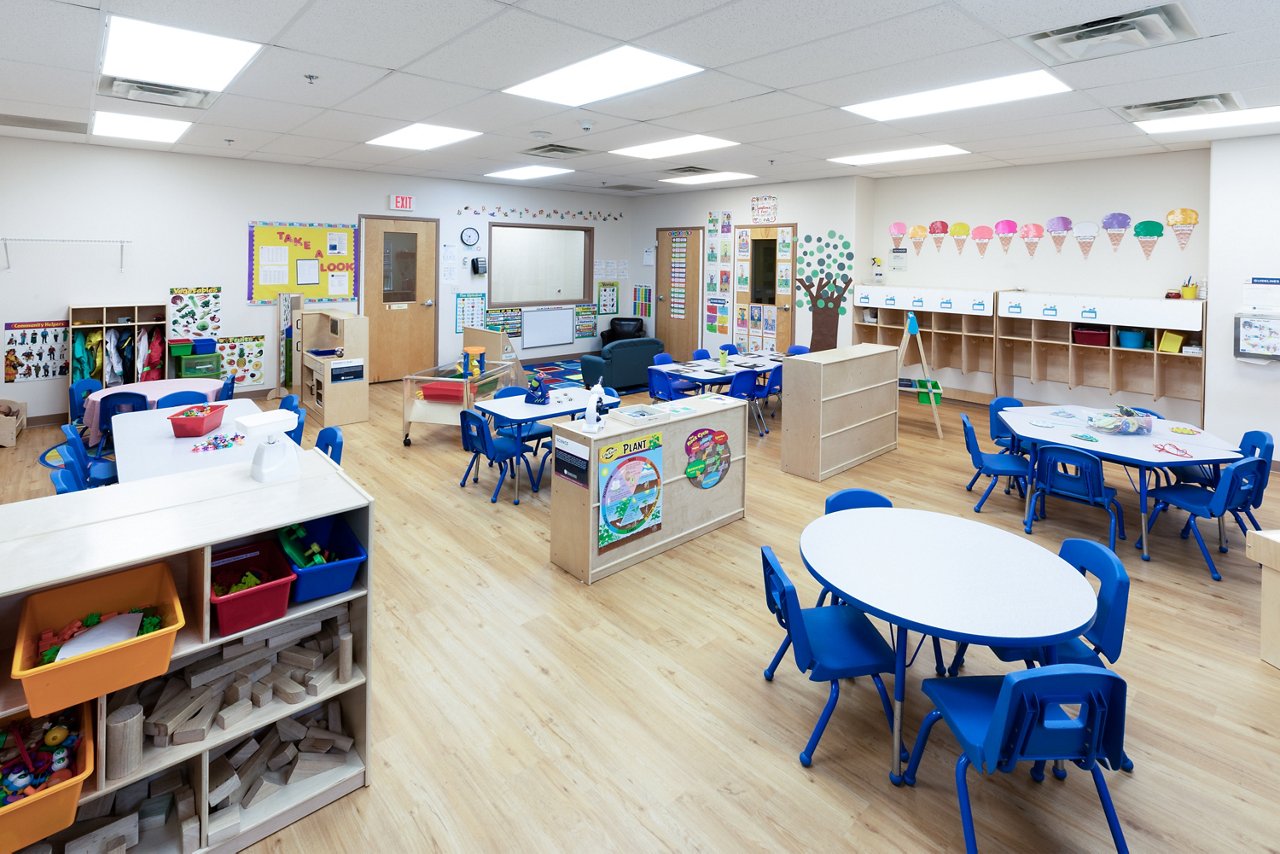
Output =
[{"x1": 389, "y1": 194, "x2": 415, "y2": 211}]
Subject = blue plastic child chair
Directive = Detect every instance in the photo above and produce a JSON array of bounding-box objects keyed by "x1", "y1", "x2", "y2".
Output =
[
  {"x1": 960, "y1": 414, "x2": 1030, "y2": 513},
  {"x1": 1024, "y1": 445, "x2": 1125, "y2": 551},
  {"x1": 459, "y1": 409, "x2": 536, "y2": 505},
  {"x1": 316, "y1": 426, "x2": 343, "y2": 464}
]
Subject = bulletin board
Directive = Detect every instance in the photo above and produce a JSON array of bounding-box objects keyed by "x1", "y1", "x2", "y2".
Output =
[{"x1": 247, "y1": 221, "x2": 359, "y2": 305}]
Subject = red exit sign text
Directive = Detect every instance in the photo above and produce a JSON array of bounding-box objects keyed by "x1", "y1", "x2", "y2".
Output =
[{"x1": 389, "y1": 194, "x2": 415, "y2": 211}]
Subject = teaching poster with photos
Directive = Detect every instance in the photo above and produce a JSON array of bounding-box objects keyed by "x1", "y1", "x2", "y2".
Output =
[{"x1": 4, "y1": 320, "x2": 69, "y2": 382}]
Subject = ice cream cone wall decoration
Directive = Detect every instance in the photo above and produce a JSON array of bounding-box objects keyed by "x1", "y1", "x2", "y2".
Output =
[
  {"x1": 1046, "y1": 216, "x2": 1072, "y2": 253},
  {"x1": 1074, "y1": 222, "x2": 1099, "y2": 259},
  {"x1": 994, "y1": 220, "x2": 1017, "y2": 253},
  {"x1": 928, "y1": 220, "x2": 949, "y2": 251},
  {"x1": 1166, "y1": 208, "x2": 1198, "y2": 250},
  {"x1": 971, "y1": 225, "x2": 993, "y2": 257},
  {"x1": 1102, "y1": 212, "x2": 1131, "y2": 251},
  {"x1": 890, "y1": 221, "x2": 907, "y2": 249},
  {"x1": 908, "y1": 224, "x2": 928, "y2": 255},
  {"x1": 1019, "y1": 223, "x2": 1044, "y2": 257},
  {"x1": 1133, "y1": 220, "x2": 1163, "y2": 259},
  {"x1": 950, "y1": 222, "x2": 970, "y2": 254}
]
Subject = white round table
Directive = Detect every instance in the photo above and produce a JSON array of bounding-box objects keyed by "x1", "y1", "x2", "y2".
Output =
[{"x1": 799, "y1": 508, "x2": 1097, "y2": 781}]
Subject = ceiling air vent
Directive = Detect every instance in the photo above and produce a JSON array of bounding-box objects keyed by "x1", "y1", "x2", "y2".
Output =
[
  {"x1": 665, "y1": 166, "x2": 714, "y2": 175},
  {"x1": 1015, "y1": 4, "x2": 1198, "y2": 64},
  {"x1": 602, "y1": 184, "x2": 652, "y2": 192},
  {"x1": 98, "y1": 77, "x2": 218, "y2": 109},
  {"x1": 0, "y1": 114, "x2": 88, "y2": 134},
  {"x1": 521, "y1": 143, "x2": 591, "y2": 159},
  {"x1": 1118, "y1": 93, "x2": 1239, "y2": 122}
]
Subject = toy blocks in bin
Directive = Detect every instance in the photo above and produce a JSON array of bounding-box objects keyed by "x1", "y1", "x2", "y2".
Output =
[
  {"x1": 278, "y1": 516, "x2": 366, "y2": 603},
  {"x1": 210, "y1": 540, "x2": 297, "y2": 636},
  {"x1": 0, "y1": 399, "x2": 27, "y2": 448},
  {"x1": 0, "y1": 703, "x2": 94, "y2": 852},
  {"x1": 12, "y1": 562, "x2": 185, "y2": 716}
]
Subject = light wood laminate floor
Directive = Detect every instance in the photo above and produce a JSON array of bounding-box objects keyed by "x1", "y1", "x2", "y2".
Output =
[{"x1": 4, "y1": 386, "x2": 1278, "y2": 852}]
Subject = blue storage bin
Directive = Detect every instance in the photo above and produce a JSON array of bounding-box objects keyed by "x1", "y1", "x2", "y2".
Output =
[
  {"x1": 278, "y1": 516, "x2": 366, "y2": 603},
  {"x1": 191, "y1": 338, "x2": 217, "y2": 355}
]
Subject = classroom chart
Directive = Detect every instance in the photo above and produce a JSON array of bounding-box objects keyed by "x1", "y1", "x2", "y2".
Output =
[
  {"x1": 4, "y1": 320, "x2": 68, "y2": 383},
  {"x1": 247, "y1": 221, "x2": 358, "y2": 304}
]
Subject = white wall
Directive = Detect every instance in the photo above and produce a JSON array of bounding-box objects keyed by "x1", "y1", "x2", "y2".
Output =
[
  {"x1": 0, "y1": 137, "x2": 635, "y2": 417},
  {"x1": 1206, "y1": 136, "x2": 1280, "y2": 442},
  {"x1": 631, "y1": 177, "x2": 864, "y2": 351}
]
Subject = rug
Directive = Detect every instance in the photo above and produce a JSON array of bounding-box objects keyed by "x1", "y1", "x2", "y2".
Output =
[{"x1": 521, "y1": 359, "x2": 583, "y2": 389}]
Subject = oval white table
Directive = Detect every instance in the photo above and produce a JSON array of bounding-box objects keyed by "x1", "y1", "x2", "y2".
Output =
[{"x1": 799, "y1": 508, "x2": 1097, "y2": 782}]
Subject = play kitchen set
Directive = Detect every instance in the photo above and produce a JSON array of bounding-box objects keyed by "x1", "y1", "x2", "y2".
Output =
[{"x1": 301, "y1": 311, "x2": 369, "y2": 429}]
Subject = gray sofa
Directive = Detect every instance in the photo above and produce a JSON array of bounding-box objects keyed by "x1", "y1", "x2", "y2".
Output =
[{"x1": 580, "y1": 337, "x2": 664, "y2": 390}]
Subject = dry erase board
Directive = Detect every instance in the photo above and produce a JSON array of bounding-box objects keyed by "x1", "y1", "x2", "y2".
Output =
[{"x1": 522, "y1": 307, "x2": 574, "y2": 348}]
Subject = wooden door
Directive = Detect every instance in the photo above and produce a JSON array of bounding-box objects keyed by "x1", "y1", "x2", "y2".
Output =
[
  {"x1": 734, "y1": 224, "x2": 795, "y2": 353},
  {"x1": 655, "y1": 227, "x2": 702, "y2": 359},
  {"x1": 362, "y1": 217, "x2": 438, "y2": 382}
]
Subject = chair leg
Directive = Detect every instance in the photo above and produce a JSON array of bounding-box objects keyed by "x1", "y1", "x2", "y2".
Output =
[
  {"x1": 975, "y1": 476, "x2": 1000, "y2": 513},
  {"x1": 764, "y1": 636, "x2": 790, "y2": 681},
  {"x1": 947, "y1": 642, "x2": 969, "y2": 677},
  {"x1": 955, "y1": 755, "x2": 979, "y2": 854},
  {"x1": 800, "y1": 679, "x2": 841, "y2": 767},
  {"x1": 460, "y1": 452, "x2": 480, "y2": 487},
  {"x1": 1245, "y1": 507, "x2": 1263, "y2": 531},
  {"x1": 903, "y1": 708, "x2": 943, "y2": 786},
  {"x1": 521, "y1": 454, "x2": 537, "y2": 493},
  {"x1": 1090, "y1": 763, "x2": 1130, "y2": 853},
  {"x1": 1023, "y1": 487, "x2": 1040, "y2": 531},
  {"x1": 534, "y1": 448, "x2": 552, "y2": 491},
  {"x1": 1185, "y1": 517, "x2": 1223, "y2": 581},
  {"x1": 490, "y1": 460, "x2": 508, "y2": 503},
  {"x1": 931, "y1": 636, "x2": 945, "y2": 676},
  {"x1": 966, "y1": 470, "x2": 981, "y2": 492}
]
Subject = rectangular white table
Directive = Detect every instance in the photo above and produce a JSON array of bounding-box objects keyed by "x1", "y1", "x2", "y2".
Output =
[
  {"x1": 111, "y1": 398, "x2": 266, "y2": 482},
  {"x1": 652, "y1": 353, "x2": 782, "y2": 387}
]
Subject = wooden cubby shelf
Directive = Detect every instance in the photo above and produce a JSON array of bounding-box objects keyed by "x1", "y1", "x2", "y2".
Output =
[{"x1": 69, "y1": 304, "x2": 168, "y2": 394}]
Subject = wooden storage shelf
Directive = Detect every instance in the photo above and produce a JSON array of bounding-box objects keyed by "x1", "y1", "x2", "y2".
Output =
[
  {"x1": 0, "y1": 451, "x2": 373, "y2": 851},
  {"x1": 68, "y1": 303, "x2": 168, "y2": 394},
  {"x1": 1111, "y1": 349, "x2": 1155, "y2": 395},
  {"x1": 1033, "y1": 341, "x2": 1071, "y2": 385},
  {"x1": 1069, "y1": 346, "x2": 1112, "y2": 390}
]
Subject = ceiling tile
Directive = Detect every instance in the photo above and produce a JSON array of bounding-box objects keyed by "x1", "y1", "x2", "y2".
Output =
[
  {"x1": 962, "y1": 123, "x2": 1143, "y2": 154},
  {"x1": 648, "y1": 91, "x2": 826, "y2": 135},
  {"x1": 948, "y1": 0, "x2": 1155, "y2": 38},
  {"x1": 225, "y1": 48, "x2": 391, "y2": 108},
  {"x1": 1080, "y1": 58, "x2": 1280, "y2": 109},
  {"x1": 980, "y1": 134, "x2": 1161, "y2": 160},
  {"x1": 0, "y1": 97, "x2": 89, "y2": 124},
  {"x1": 714, "y1": 108, "x2": 867, "y2": 144},
  {"x1": 101, "y1": 0, "x2": 308, "y2": 42},
  {"x1": 0, "y1": 60, "x2": 93, "y2": 109},
  {"x1": 1004, "y1": 146, "x2": 1169, "y2": 166},
  {"x1": 1, "y1": 0, "x2": 102, "y2": 71},
  {"x1": 936, "y1": 108, "x2": 1128, "y2": 143},
  {"x1": 763, "y1": 124, "x2": 923, "y2": 156},
  {"x1": 336, "y1": 73, "x2": 488, "y2": 121},
  {"x1": 1053, "y1": 31, "x2": 1280, "y2": 92},
  {"x1": 320, "y1": 142, "x2": 418, "y2": 165},
  {"x1": 422, "y1": 92, "x2": 568, "y2": 133},
  {"x1": 584, "y1": 71, "x2": 771, "y2": 123},
  {"x1": 177, "y1": 124, "x2": 278, "y2": 150},
  {"x1": 256, "y1": 133, "x2": 352, "y2": 158},
  {"x1": 198, "y1": 94, "x2": 323, "y2": 134},
  {"x1": 403, "y1": 9, "x2": 615, "y2": 89},
  {"x1": 170, "y1": 142, "x2": 248, "y2": 159},
  {"x1": 275, "y1": 0, "x2": 507, "y2": 69},
  {"x1": 518, "y1": 0, "x2": 733, "y2": 40},
  {"x1": 289, "y1": 110, "x2": 408, "y2": 143},
  {"x1": 881, "y1": 91, "x2": 1102, "y2": 134}
]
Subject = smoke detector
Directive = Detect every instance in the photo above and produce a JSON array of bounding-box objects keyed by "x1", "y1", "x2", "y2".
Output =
[
  {"x1": 98, "y1": 77, "x2": 218, "y2": 109},
  {"x1": 1015, "y1": 4, "x2": 1198, "y2": 64}
]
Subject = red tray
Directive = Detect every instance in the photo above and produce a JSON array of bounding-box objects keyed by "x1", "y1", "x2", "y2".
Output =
[{"x1": 168, "y1": 404, "x2": 226, "y2": 437}]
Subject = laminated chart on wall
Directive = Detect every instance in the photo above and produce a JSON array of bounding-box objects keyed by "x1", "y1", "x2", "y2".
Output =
[
  {"x1": 169, "y1": 286, "x2": 222, "y2": 339},
  {"x1": 706, "y1": 297, "x2": 729, "y2": 335},
  {"x1": 751, "y1": 194, "x2": 777, "y2": 224},
  {"x1": 597, "y1": 281, "x2": 619, "y2": 315},
  {"x1": 736, "y1": 306, "x2": 748, "y2": 332},
  {"x1": 749, "y1": 305, "x2": 763, "y2": 331},
  {"x1": 484, "y1": 308, "x2": 523, "y2": 337},
  {"x1": 598, "y1": 433, "x2": 663, "y2": 552},
  {"x1": 218, "y1": 335, "x2": 266, "y2": 387},
  {"x1": 575, "y1": 303, "x2": 598, "y2": 339},
  {"x1": 737, "y1": 229, "x2": 751, "y2": 260},
  {"x1": 778, "y1": 227, "x2": 793, "y2": 261},
  {"x1": 4, "y1": 320, "x2": 69, "y2": 382},
  {"x1": 684, "y1": 427, "x2": 731, "y2": 489},
  {"x1": 777, "y1": 262, "x2": 792, "y2": 294},
  {"x1": 455, "y1": 292, "x2": 486, "y2": 333},
  {"x1": 736, "y1": 262, "x2": 750, "y2": 293},
  {"x1": 763, "y1": 305, "x2": 777, "y2": 337},
  {"x1": 669, "y1": 230, "x2": 688, "y2": 319},
  {"x1": 248, "y1": 222, "x2": 358, "y2": 305},
  {"x1": 633, "y1": 284, "x2": 653, "y2": 318}
]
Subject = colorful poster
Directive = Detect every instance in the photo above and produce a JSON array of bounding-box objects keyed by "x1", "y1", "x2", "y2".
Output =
[
  {"x1": 778, "y1": 227, "x2": 793, "y2": 261},
  {"x1": 735, "y1": 331, "x2": 749, "y2": 351},
  {"x1": 720, "y1": 270, "x2": 731, "y2": 290},
  {"x1": 706, "y1": 241, "x2": 718, "y2": 265},
  {"x1": 720, "y1": 239, "x2": 732, "y2": 263},
  {"x1": 248, "y1": 221, "x2": 358, "y2": 305},
  {"x1": 707, "y1": 211, "x2": 721, "y2": 233},
  {"x1": 777, "y1": 262, "x2": 792, "y2": 294},
  {"x1": 715, "y1": 299, "x2": 730, "y2": 334},
  {"x1": 736, "y1": 263, "x2": 750, "y2": 292},
  {"x1": 749, "y1": 305, "x2": 763, "y2": 331},
  {"x1": 598, "y1": 433, "x2": 663, "y2": 552},
  {"x1": 763, "y1": 305, "x2": 777, "y2": 335},
  {"x1": 278, "y1": 294, "x2": 291, "y2": 387},
  {"x1": 705, "y1": 270, "x2": 718, "y2": 294},
  {"x1": 736, "y1": 306, "x2": 749, "y2": 331},
  {"x1": 4, "y1": 321, "x2": 68, "y2": 382},
  {"x1": 720, "y1": 210, "x2": 733, "y2": 234},
  {"x1": 455, "y1": 292, "x2": 486, "y2": 333},
  {"x1": 484, "y1": 308, "x2": 523, "y2": 337},
  {"x1": 597, "y1": 281, "x2": 619, "y2": 315},
  {"x1": 749, "y1": 334, "x2": 765, "y2": 353},
  {"x1": 574, "y1": 303, "x2": 598, "y2": 338},
  {"x1": 169, "y1": 286, "x2": 222, "y2": 339},
  {"x1": 737, "y1": 229, "x2": 751, "y2": 259},
  {"x1": 217, "y1": 335, "x2": 266, "y2": 388},
  {"x1": 634, "y1": 285, "x2": 653, "y2": 317},
  {"x1": 751, "y1": 195, "x2": 777, "y2": 224},
  {"x1": 684, "y1": 428, "x2": 731, "y2": 489}
]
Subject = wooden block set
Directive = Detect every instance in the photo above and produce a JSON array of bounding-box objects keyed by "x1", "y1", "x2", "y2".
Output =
[
  {"x1": 48, "y1": 765, "x2": 200, "y2": 854},
  {"x1": 104, "y1": 605, "x2": 356, "y2": 778}
]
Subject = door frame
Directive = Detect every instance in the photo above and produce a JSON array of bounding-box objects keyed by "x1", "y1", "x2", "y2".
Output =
[
  {"x1": 655, "y1": 226, "x2": 703, "y2": 360},
  {"x1": 735, "y1": 222, "x2": 797, "y2": 353},
  {"x1": 359, "y1": 214, "x2": 441, "y2": 380}
]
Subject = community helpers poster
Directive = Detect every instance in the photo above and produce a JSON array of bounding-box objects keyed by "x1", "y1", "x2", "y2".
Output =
[
  {"x1": 248, "y1": 222, "x2": 358, "y2": 305},
  {"x1": 598, "y1": 433, "x2": 663, "y2": 552},
  {"x1": 4, "y1": 321, "x2": 69, "y2": 382},
  {"x1": 218, "y1": 335, "x2": 266, "y2": 388},
  {"x1": 169, "y1": 286, "x2": 222, "y2": 339}
]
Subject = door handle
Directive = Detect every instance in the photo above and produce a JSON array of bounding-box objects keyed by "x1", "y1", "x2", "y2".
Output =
[
  {"x1": 658, "y1": 295, "x2": 665, "y2": 301},
  {"x1": 782, "y1": 305, "x2": 791, "y2": 312},
  {"x1": 423, "y1": 299, "x2": 434, "y2": 307}
]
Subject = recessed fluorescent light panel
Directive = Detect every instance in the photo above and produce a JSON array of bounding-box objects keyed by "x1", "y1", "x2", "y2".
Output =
[
  {"x1": 92, "y1": 111, "x2": 191, "y2": 143},
  {"x1": 829, "y1": 145, "x2": 968, "y2": 166},
  {"x1": 610, "y1": 134, "x2": 738, "y2": 159},
  {"x1": 659, "y1": 172, "x2": 756, "y2": 185},
  {"x1": 102, "y1": 16, "x2": 261, "y2": 92},
  {"x1": 844, "y1": 70, "x2": 1070, "y2": 121},
  {"x1": 485, "y1": 166, "x2": 574, "y2": 180},
  {"x1": 367, "y1": 123, "x2": 481, "y2": 150},
  {"x1": 503, "y1": 46, "x2": 702, "y2": 106},
  {"x1": 1135, "y1": 105, "x2": 1280, "y2": 134}
]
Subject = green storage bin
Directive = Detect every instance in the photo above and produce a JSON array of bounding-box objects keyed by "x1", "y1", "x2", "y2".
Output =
[
  {"x1": 168, "y1": 340, "x2": 193, "y2": 357},
  {"x1": 177, "y1": 353, "x2": 220, "y2": 377},
  {"x1": 916, "y1": 379, "x2": 942, "y2": 404}
]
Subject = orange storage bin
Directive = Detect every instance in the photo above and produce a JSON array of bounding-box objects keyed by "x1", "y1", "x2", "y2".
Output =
[
  {"x1": 0, "y1": 703, "x2": 94, "y2": 852},
  {"x1": 12, "y1": 563, "x2": 185, "y2": 717}
]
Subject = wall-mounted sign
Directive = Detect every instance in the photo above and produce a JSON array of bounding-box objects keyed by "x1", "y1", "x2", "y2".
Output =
[{"x1": 389, "y1": 194, "x2": 415, "y2": 211}]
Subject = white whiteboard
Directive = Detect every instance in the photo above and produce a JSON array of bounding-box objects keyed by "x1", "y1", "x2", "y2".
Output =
[
  {"x1": 491, "y1": 226, "x2": 589, "y2": 305},
  {"x1": 522, "y1": 307, "x2": 574, "y2": 348}
]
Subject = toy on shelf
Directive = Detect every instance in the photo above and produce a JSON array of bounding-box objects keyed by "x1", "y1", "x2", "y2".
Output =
[
  {"x1": 460, "y1": 346, "x2": 486, "y2": 377},
  {"x1": 0, "y1": 708, "x2": 82, "y2": 807},
  {"x1": 279, "y1": 524, "x2": 330, "y2": 567},
  {"x1": 36, "y1": 607, "x2": 162, "y2": 667}
]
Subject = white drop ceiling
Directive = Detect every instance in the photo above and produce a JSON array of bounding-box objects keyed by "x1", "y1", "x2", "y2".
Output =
[{"x1": 3, "y1": 0, "x2": 1279, "y2": 194}]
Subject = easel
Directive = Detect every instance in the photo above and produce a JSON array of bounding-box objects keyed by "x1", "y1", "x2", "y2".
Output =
[{"x1": 898, "y1": 311, "x2": 943, "y2": 439}]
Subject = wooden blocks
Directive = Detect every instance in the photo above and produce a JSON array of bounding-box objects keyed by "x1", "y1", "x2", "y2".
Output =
[
  {"x1": 114, "y1": 778, "x2": 149, "y2": 816},
  {"x1": 208, "y1": 756, "x2": 240, "y2": 807},
  {"x1": 172, "y1": 691, "x2": 222, "y2": 744},
  {"x1": 338, "y1": 631, "x2": 353, "y2": 683},
  {"x1": 175, "y1": 785, "x2": 196, "y2": 822},
  {"x1": 75, "y1": 792, "x2": 115, "y2": 822},
  {"x1": 138, "y1": 792, "x2": 171, "y2": 831},
  {"x1": 272, "y1": 671, "x2": 307, "y2": 704},
  {"x1": 207, "y1": 803, "x2": 242, "y2": 846},
  {"x1": 306, "y1": 726, "x2": 353, "y2": 752},
  {"x1": 278, "y1": 645, "x2": 324, "y2": 670},
  {"x1": 251, "y1": 680, "x2": 274, "y2": 707},
  {"x1": 231, "y1": 731, "x2": 282, "y2": 805},
  {"x1": 298, "y1": 736, "x2": 333, "y2": 754},
  {"x1": 65, "y1": 813, "x2": 139, "y2": 854},
  {"x1": 149, "y1": 767, "x2": 184, "y2": 798},
  {"x1": 286, "y1": 751, "x2": 346, "y2": 784},
  {"x1": 268, "y1": 742, "x2": 298, "y2": 771},
  {"x1": 276, "y1": 715, "x2": 308, "y2": 742},
  {"x1": 105, "y1": 703, "x2": 143, "y2": 780},
  {"x1": 242, "y1": 776, "x2": 280, "y2": 809},
  {"x1": 187, "y1": 644, "x2": 278, "y2": 688},
  {"x1": 225, "y1": 675, "x2": 252, "y2": 704},
  {"x1": 227, "y1": 736, "x2": 260, "y2": 769},
  {"x1": 217, "y1": 698, "x2": 252, "y2": 730},
  {"x1": 181, "y1": 815, "x2": 200, "y2": 854}
]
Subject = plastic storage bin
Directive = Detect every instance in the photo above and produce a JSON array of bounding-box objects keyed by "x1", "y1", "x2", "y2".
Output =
[
  {"x1": 0, "y1": 703, "x2": 94, "y2": 852},
  {"x1": 168, "y1": 404, "x2": 227, "y2": 437},
  {"x1": 1117, "y1": 330, "x2": 1146, "y2": 349},
  {"x1": 168, "y1": 338, "x2": 193, "y2": 357},
  {"x1": 1072, "y1": 327, "x2": 1110, "y2": 346},
  {"x1": 191, "y1": 338, "x2": 217, "y2": 355},
  {"x1": 12, "y1": 562, "x2": 185, "y2": 716},
  {"x1": 176, "y1": 353, "x2": 220, "y2": 377},
  {"x1": 278, "y1": 516, "x2": 366, "y2": 603},
  {"x1": 210, "y1": 540, "x2": 296, "y2": 636}
]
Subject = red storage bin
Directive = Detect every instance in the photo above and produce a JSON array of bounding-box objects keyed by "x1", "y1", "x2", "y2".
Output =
[
  {"x1": 1072, "y1": 327, "x2": 1110, "y2": 346},
  {"x1": 210, "y1": 541, "x2": 295, "y2": 636},
  {"x1": 168, "y1": 404, "x2": 227, "y2": 437}
]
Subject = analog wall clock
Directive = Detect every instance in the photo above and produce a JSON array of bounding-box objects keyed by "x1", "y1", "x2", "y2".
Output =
[{"x1": 460, "y1": 227, "x2": 479, "y2": 246}]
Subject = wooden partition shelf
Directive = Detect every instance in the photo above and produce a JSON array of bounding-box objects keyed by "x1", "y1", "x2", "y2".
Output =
[
  {"x1": 0, "y1": 451, "x2": 373, "y2": 852},
  {"x1": 68, "y1": 304, "x2": 168, "y2": 391},
  {"x1": 780, "y1": 343, "x2": 898, "y2": 482}
]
